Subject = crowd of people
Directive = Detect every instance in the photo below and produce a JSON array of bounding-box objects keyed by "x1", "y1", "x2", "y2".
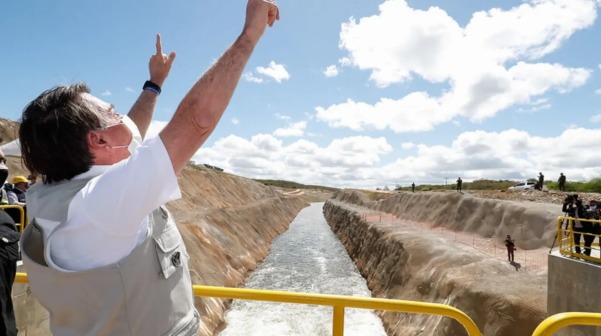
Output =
[
  {"x1": 562, "y1": 194, "x2": 601, "y2": 257},
  {"x1": 0, "y1": 149, "x2": 25, "y2": 335}
]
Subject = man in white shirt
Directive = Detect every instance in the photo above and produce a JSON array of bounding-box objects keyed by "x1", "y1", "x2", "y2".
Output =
[{"x1": 19, "y1": 1, "x2": 279, "y2": 335}]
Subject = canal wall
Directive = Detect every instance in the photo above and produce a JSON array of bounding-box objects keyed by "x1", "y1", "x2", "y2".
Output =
[{"x1": 323, "y1": 192, "x2": 548, "y2": 336}]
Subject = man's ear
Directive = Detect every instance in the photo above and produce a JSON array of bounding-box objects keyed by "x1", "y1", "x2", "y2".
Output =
[{"x1": 87, "y1": 130, "x2": 107, "y2": 149}]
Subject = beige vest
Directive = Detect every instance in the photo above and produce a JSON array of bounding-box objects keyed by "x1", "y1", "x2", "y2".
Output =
[{"x1": 21, "y1": 178, "x2": 199, "y2": 336}]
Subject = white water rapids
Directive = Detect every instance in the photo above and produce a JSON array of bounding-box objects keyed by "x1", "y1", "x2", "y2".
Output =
[{"x1": 219, "y1": 202, "x2": 387, "y2": 336}]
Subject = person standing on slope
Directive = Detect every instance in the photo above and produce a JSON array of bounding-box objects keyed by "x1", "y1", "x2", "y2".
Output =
[{"x1": 505, "y1": 235, "x2": 516, "y2": 262}]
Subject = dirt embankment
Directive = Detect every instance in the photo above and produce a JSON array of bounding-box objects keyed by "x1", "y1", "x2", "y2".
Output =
[
  {"x1": 341, "y1": 189, "x2": 563, "y2": 249},
  {"x1": 0, "y1": 118, "x2": 19, "y2": 144},
  {"x1": 324, "y1": 190, "x2": 548, "y2": 336},
  {"x1": 171, "y1": 167, "x2": 314, "y2": 334},
  {"x1": 14, "y1": 165, "x2": 314, "y2": 335}
]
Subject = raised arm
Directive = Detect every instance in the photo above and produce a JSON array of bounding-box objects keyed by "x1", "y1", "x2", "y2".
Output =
[
  {"x1": 128, "y1": 34, "x2": 176, "y2": 139},
  {"x1": 160, "y1": 0, "x2": 279, "y2": 173}
]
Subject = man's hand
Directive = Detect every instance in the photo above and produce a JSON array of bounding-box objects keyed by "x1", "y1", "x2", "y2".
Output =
[
  {"x1": 243, "y1": 0, "x2": 280, "y2": 42},
  {"x1": 149, "y1": 34, "x2": 176, "y2": 87}
]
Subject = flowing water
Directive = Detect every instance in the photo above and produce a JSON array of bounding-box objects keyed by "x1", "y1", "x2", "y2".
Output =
[{"x1": 220, "y1": 202, "x2": 387, "y2": 336}]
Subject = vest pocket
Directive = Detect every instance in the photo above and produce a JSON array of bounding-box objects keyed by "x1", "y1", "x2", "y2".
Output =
[
  {"x1": 162, "y1": 309, "x2": 200, "y2": 336},
  {"x1": 154, "y1": 228, "x2": 189, "y2": 279}
]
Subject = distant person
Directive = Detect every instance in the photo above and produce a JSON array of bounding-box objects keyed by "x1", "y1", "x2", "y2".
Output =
[
  {"x1": 19, "y1": 2, "x2": 279, "y2": 335},
  {"x1": 411, "y1": 182, "x2": 415, "y2": 193},
  {"x1": 5, "y1": 176, "x2": 28, "y2": 225},
  {"x1": 456, "y1": 177, "x2": 462, "y2": 193},
  {"x1": 27, "y1": 174, "x2": 37, "y2": 186},
  {"x1": 537, "y1": 172, "x2": 544, "y2": 191},
  {"x1": 558, "y1": 173, "x2": 566, "y2": 191},
  {"x1": 6, "y1": 176, "x2": 27, "y2": 207},
  {"x1": 0, "y1": 161, "x2": 25, "y2": 225},
  {"x1": 505, "y1": 235, "x2": 515, "y2": 262},
  {"x1": 572, "y1": 198, "x2": 590, "y2": 255},
  {"x1": 0, "y1": 211, "x2": 20, "y2": 336}
]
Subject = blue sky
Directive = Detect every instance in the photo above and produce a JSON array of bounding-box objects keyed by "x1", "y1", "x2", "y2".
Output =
[{"x1": 2, "y1": 0, "x2": 601, "y2": 189}]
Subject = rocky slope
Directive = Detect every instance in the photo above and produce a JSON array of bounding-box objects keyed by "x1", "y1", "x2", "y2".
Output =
[
  {"x1": 342, "y1": 189, "x2": 563, "y2": 249},
  {"x1": 0, "y1": 118, "x2": 19, "y2": 145}
]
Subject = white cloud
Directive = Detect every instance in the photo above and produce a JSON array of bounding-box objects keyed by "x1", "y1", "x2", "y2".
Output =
[
  {"x1": 275, "y1": 113, "x2": 291, "y2": 120},
  {"x1": 126, "y1": 87, "x2": 135, "y2": 93},
  {"x1": 377, "y1": 127, "x2": 601, "y2": 185},
  {"x1": 255, "y1": 61, "x2": 290, "y2": 83},
  {"x1": 231, "y1": 118, "x2": 240, "y2": 125},
  {"x1": 324, "y1": 65, "x2": 339, "y2": 77},
  {"x1": 101, "y1": 90, "x2": 112, "y2": 96},
  {"x1": 191, "y1": 134, "x2": 393, "y2": 187},
  {"x1": 517, "y1": 98, "x2": 551, "y2": 113},
  {"x1": 595, "y1": 88, "x2": 601, "y2": 95},
  {"x1": 322, "y1": 0, "x2": 595, "y2": 133},
  {"x1": 273, "y1": 121, "x2": 307, "y2": 137},
  {"x1": 187, "y1": 127, "x2": 601, "y2": 188},
  {"x1": 590, "y1": 114, "x2": 601, "y2": 123},
  {"x1": 243, "y1": 72, "x2": 264, "y2": 83},
  {"x1": 316, "y1": 93, "x2": 447, "y2": 133},
  {"x1": 339, "y1": 57, "x2": 352, "y2": 67}
]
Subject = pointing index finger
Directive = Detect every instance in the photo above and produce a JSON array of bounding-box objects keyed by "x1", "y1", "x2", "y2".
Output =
[{"x1": 155, "y1": 34, "x2": 163, "y2": 56}]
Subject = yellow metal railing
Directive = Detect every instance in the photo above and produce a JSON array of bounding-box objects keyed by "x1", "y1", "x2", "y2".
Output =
[
  {"x1": 0, "y1": 205, "x2": 27, "y2": 233},
  {"x1": 556, "y1": 216, "x2": 601, "y2": 263},
  {"x1": 14, "y1": 272, "x2": 480, "y2": 336},
  {"x1": 532, "y1": 312, "x2": 601, "y2": 336},
  {"x1": 13, "y1": 272, "x2": 601, "y2": 335}
]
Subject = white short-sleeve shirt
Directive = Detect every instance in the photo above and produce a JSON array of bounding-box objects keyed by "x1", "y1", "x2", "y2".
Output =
[{"x1": 36, "y1": 136, "x2": 182, "y2": 271}]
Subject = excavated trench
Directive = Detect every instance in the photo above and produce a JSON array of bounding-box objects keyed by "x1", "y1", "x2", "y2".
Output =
[{"x1": 323, "y1": 190, "x2": 551, "y2": 336}]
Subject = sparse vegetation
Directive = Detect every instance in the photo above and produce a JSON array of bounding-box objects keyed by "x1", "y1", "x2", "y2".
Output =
[
  {"x1": 253, "y1": 179, "x2": 339, "y2": 192},
  {"x1": 548, "y1": 178, "x2": 601, "y2": 193},
  {"x1": 362, "y1": 190, "x2": 392, "y2": 201},
  {"x1": 394, "y1": 178, "x2": 601, "y2": 193}
]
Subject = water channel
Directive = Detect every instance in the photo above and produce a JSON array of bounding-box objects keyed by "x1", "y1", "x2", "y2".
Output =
[{"x1": 220, "y1": 202, "x2": 387, "y2": 336}]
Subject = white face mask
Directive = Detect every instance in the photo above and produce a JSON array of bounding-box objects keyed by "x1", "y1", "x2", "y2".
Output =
[{"x1": 110, "y1": 115, "x2": 143, "y2": 155}]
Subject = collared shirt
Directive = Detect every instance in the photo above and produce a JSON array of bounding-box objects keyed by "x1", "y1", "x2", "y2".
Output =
[{"x1": 33, "y1": 136, "x2": 181, "y2": 271}]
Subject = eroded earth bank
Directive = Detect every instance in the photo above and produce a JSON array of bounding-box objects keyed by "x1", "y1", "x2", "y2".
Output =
[{"x1": 324, "y1": 190, "x2": 554, "y2": 336}]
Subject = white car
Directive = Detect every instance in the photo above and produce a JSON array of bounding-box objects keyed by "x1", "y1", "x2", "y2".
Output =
[{"x1": 508, "y1": 181, "x2": 548, "y2": 191}]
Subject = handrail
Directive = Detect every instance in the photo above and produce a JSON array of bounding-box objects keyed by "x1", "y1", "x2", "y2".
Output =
[
  {"x1": 13, "y1": 272, "x2": 481, "y2": 336},
  {"x1": 556, "y1": 216, "x2": 601, "y2": 263},
  {"x1": 0, "y1": 205, "x2": 26, "y2": 233},
  {"x1": 532, "y1": 312, "x2": 601, "y2": 336},
  {"x1": 13, "y1": 272, "x2": 601, "y2": 335}
]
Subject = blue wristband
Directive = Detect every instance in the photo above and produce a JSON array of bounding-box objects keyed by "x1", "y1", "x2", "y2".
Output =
[
  {"x1": 143, "y1": 86, "x2": 161, "y2": 95},
  {"x1": 143, "y1": 80, "x2": 161, "y2": 95}
]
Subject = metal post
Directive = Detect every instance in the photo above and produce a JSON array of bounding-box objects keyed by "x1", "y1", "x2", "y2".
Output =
[
  {"x1": 569, "y1": 219, "x2": 574, "y2": 257},
  {"x1": 332, "y1": 305, "x2": 345, "y2": 336}
]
